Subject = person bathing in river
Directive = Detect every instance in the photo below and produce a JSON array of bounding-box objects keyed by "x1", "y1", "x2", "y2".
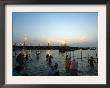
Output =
[
  {"x1": 16, "y1": 53, "x2": 25, "y2": 66},
  {"x1": 88, "y1": 56, "x2": 96, "y2": 70},
  {"x1": 65, "y1": 55, "x2": 71, "y2": 72},
  {"x1": 46, "y1": 54, "x2": 53, "y2": 65},
  {"x1": 13, "y1": 65, "x2": 28, "y2": 76},
  {"x1": 70, "y1": 59, "x2": 78, "y2": 76},
  {"x1": 46, "y1": 54, "x2": 49, "y2": 61},
  {"x1": 48, "y1": 63, "x2": 59, "y2": 76},
  {"x1": 25, "y1": 54, "x2": 29, "y2": 62},
  {"x1": 36, "y1": 50, "x2": 40, "y2": 56},
  {"x1": 48, "y1": 55, "x2": 53, "y2": 65}
]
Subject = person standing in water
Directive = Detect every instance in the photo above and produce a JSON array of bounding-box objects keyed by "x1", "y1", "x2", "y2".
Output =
[
  {"x1": 46, "y1": 54, "x2": 49, "y2": 62},
  {"x1": 70, "y1": 59, "x2": 78, "y2": 76},
  {"x1": 16, "y1": 53, "x2": 25, "y2": 66},
  {"x1": 25, "y1": 54, "x2": 29, "y2": 62},
  {"x1": 88, "y1": 56, "x2": 96, "y2": 70},
  {"x1": 48, "y1": 63, "x2": 59, "y2": 76},
  {"x1": 48, "y1": 55, "x2": 53, "y2": 65},
  {"x1": 65, "y1": 55, "x2": 71, "y2": 72}
]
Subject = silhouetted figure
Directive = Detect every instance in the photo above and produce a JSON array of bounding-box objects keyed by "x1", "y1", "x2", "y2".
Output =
[
  {"x1": 35, "y1": 51, "x2": 39, "y2": 60},
  {"x1": 65, "y1": 55, "x2": 71, "y2": 72},
  {"x1": 13, "y1": 65, "x2": 24, "y2": 75},
  {"x1": 48, "y1": 63, "x2": 59, "y2": 76},
  {"x1": 13, "y1": 65, "x2": 28, "y2": 76},
  {"x1": 36, "y1": 55, "x2": 39, "y2": 60},
  {"x1": 96, "y1": 52, "x2": 98, "y2": 63},
  {"x1": 16, "y1": 53, "x2": 24, "y2": 66},
  {"x1": 88, "y1": 56, "x2": 96, "y2": 69},
  {"x1": 25, "y1": 54, "x2": 29, "y2": 62},
  {"x1": 46, "y1": 54, "x2": 49, "y2": 61},
  {"x1": 36, "y1": 50, "x2": 40, "y2": 56},
  {"x1": 48, "y1": 55, "x2": 53, "y2": 65}
]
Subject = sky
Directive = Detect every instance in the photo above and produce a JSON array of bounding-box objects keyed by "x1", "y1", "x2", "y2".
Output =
[{"x1": 13, "y1": 12, "x2": 98, "y2": 47}]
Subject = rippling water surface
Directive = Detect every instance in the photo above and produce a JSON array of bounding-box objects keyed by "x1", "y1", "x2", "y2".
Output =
[{"x1": 13, "y1": 49, "x2": 98, "y2": 76}]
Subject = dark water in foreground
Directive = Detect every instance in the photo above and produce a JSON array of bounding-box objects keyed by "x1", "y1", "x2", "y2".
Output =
[{"x1": 13, "y1": 49, "x2": 98, "y2": 76}]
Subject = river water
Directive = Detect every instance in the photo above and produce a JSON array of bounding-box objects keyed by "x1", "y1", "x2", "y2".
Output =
[{"x1": 13, "y1": 49, "x2": 98, "y2": 76}]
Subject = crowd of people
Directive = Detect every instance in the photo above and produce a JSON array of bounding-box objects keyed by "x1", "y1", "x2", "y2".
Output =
[
  {"x1": 46, "y1": 54, "x2": 59, "y2": 76},
  {"x1": 65, "y1": 55, "x2": 78, "y2": 75},
  {"x1": 88, "y1": 56, "x2": 96, "y2": 70},
  {"x1": 48, "y1": 63, "x2": 59, "y2": 76},
  {"x1": 13, "y1": 52, "x2": 31, "y2": 76},
  {"x1": 45, "y1": 53, "x2": 96, "y2": 76},
  {"x1": 13, "y1": 50, "x2": 96, "y2": 76}
]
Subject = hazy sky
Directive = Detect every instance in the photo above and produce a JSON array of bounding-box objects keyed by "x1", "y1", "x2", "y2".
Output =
[{"x1": 13, "y1": 12, "x2": 98, "y2": 47}]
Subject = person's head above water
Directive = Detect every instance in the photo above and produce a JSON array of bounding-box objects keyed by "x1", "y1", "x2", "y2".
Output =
[
  {"x1": 90, "y1": 56, "x2": 93, "y2": 59},
  {"x1": 66, "y1": 55, "x2": 68, "y2": 58},
  {"x1": 26, "y1": 54, "x2": 28, "y2": 56}
]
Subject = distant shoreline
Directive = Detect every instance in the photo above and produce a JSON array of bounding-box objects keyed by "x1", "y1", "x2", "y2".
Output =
[{"x1": 13, "y1": 45, "x2": 96, "y2": 51}]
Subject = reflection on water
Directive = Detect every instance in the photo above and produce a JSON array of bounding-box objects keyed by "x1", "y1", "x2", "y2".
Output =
[{"x1": 13, "y1": 49, "x2": 98, "y2": 76}]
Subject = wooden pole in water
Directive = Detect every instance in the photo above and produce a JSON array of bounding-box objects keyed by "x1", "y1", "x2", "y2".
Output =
[
  {"x1": 69, "y1": 51, "x2": 71, "y2": 62},
  {"x1": 70, "y1": 51, "x2": 71, "y2": 58},
  {"x1": 95, "y1": 50, "x2": 97, "y2": 57},
  {"x1": 14, "y1": 43, "x2": 17, "y2": 57},
  {"x1": 88, "y1": 52, "x2": 89, "y2": 60},
  {"x1": 88, "y1": 49, "x2": 90, "y2": 60},
  {"x1": 81, "y1": 49, "x2": 82, "y2": 60},
  {"x1": 95, "y1": 50, "x2": 98, "y2": 63},
  {"x1": 73, "y1": 50, "x2": 74, "y2": 58}
]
